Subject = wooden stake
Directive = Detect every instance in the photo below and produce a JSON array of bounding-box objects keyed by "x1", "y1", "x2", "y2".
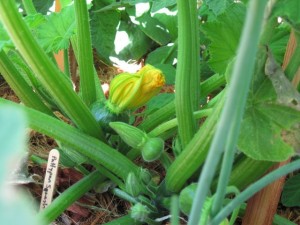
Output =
[
  {"x1": 40, "y1": 149, "x2": 60, "y2": 210},
  {"x1": 242, "y1": 31, "x2": 296, "y2": 225},
  {"x1": 53, "y1": 0, "x2": 64, "y2": 72}
]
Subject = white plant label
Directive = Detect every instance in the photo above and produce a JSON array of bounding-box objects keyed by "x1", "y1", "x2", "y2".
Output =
[{"x1": 40, "y1": 149, "x2": 60, "y2": 210}]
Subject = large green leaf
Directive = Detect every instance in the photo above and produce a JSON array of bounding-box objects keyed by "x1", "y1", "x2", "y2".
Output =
[
  {"x1": 16, "y1": 0, "x2": 54, "y2": 15},
  {"x1": 0, "y1": 106, "x2": 40, "y2": 225},
  {"x1": 152, "y1": 8, "x2": 178, "y2": 41},
  {"x1": 202, "y1": 3, "x2": 246, "y2": 74},
  {"x1": 272, "y1": 0, "x2": 300, "y2": 27},
  {"x1": 203, "y1": 0, "x2": 234, "y2": 16},
  {"x1": 0, "y1": 106, "x2": 27, "y2": 182},
  {"x1": 144, "y1": 93, "x2": 174, "y2": 116},
  {"x1": 269, "y1": 24, "x2": 290, "y2": 65},
  {"x1": 90, "y1": 2, "x2": 120, "y2": 64},
  {"x1": 238, "y1": 103, "x2": 298, "y2": 161},
  {"x1": 127, "y1": 8, "x2": 171, "y2": 45},
  {"x1": 36, "y1": 5, "x2": 76, "y2": 53},
  {"x1": 151, "y1": 0, "x2": 177, "y2": 13},
  {"x1": 238, "y1": 54, "x2": 300, "y2": 161},
  {"x1": 32, "y1": 0, "x2": 54, "y2": 14},
  {"x1": 116, "y1": 20, "x2": 152, "y2": 61},
  {"x1": 146, "y1": 44, "x2": 177, "y2": 65},
  {"x1": 281, "y1": 173, "x2": 300, "y2": 207}
]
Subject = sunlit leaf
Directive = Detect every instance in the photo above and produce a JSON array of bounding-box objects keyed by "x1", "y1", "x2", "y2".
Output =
[
  {"x1": 90, "y1": 1, "x2": 120, "y2": 64},
  {"x1": 36, "y1": 5, "x2": 76, "y2": 53},
  {"x1": 151, "y1": 0, "x2": 177, "y2": 13},
  {"x1": 202, "y1": 3, "x2": 246, "y2": 74},
  {"x1": 238, "y1": 58, "x2": 300, "y2": 161}
]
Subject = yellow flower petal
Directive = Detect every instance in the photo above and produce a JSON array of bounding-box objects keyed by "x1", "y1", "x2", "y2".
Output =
[{"x1": 107, "y1": 64, "x2": 165, "y2": 113}]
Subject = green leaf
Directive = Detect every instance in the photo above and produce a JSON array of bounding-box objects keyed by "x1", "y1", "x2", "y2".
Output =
[
  {"x1": 0, "y1": 106, "x2": 27, "y2": 182},
  {"x1": 32, "y1": 0, "x2": 53, "y2": 14},
  {"x1": 152, "y1": 9, "x2": 177, "y2": 41},
  {"x1": 203, "y1": 0, "x2": 234, "y2": 16},
  {"x1": 151, "y1": 0, "x2": 177, "y2": 13},
  {"x1": 179, "y1": 183, "x2": 197, "y2": 215},
  {"x1": 24, "y1": 13, "x2": 46, "y2": 30},
  {"x1": 281, "y1": 174, "x2": 300, "y2": 207},
  {"x1": 144, "y1": 93, "x2": 174, "y2": 116},
  {"x1": 0, "y1": 106, "x2": 41, "y2": 225},
  {"x1": 238, "y1": 105, "x2": 297, "y2": 161},
  {"x1": 236, "y1": 47, "x2": 300, "y2": 162},
  {"x1": 146, "y1": 44, "x2": 177, "y2": 65},
  {"x1": 269, "y1": 24, "x2": 290, "y2": 65},
  {"x1": 36, "y1": 5, "x2": 76, "y2": 53},
  {"x1": 116, "y1": 20, "x2": 152, "y2": 61},
  {"x1": 90, "y1": 3, "x2": 120, "y2": 64},
  {"x1": 130, "y1": 11, "x2": 171, "y2": 45},
  {"x1": 282, "y1": 125, "x2": 300, "y2": 154},
  {"x1": 202, "y1": 3, "x2": 246, "y2": 74},
  {"x1": 272, "y1": 0, "x2": 300, "y2": 27}
]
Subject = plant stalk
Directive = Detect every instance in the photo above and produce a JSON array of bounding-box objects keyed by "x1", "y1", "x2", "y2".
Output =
[
  {"x1": 210, "y1": 159, "x2": 300, "y2": 225},
  {"x1": 22, "y1": 0, "x2": 37, "y2": 15},
  {"x1": 0, "y1": 50, "x2": 53, "y2": 116},
  {"x1": 38, "y1": 170, "x2": 103, "y2": 224},
  {"x1": 188, "y1": 0, "x2": 269, "y2": 224},
  {"x1": 0, "y1": 1, "x2": 105, "y2": 140},
  {"x1": 0, "y1": 98, "x2": 140, "y2": 181},
  {"x1": 175, "y1": 0, "x2": 199, "y2": 148},
  {"x1": 74, "y1": 0, "x2": 97, "y2": 106}
]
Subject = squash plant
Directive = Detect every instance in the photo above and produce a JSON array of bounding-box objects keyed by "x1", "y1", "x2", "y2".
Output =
[{"x1": 0, "y1": 0, "x2": 300, "y2": 224}]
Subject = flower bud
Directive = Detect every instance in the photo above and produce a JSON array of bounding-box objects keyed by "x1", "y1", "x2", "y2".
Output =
[
  {"x1": 125, "y1": 172, "x2": 143, "y2": 197},
  {"x1": 107, "y1": 64, "x2": 165, "y2": 114},
  {"x1": 109, "y1": 122, "x2": 148, "y2": 148},
  {"x1": 130, "y1": 203, "x2": 150, "y2": 222},
  {"x1": 141, "y1": 137, "x2": 164, "y2": 162}
]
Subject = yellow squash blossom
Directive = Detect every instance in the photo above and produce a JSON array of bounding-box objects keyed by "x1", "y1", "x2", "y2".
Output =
[{"x1": 107, "y1": 65, "x2": 165, "y2": 114}]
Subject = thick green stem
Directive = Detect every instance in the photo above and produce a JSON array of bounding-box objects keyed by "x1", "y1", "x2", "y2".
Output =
[
  {"x1": 70, "y1": 34, "x2": 105, "y2": 102},
  {"x1": 170, "y1": 195, "x2": 180, "y2": 225},
  {"x1": 74, "y1": 0, "x2": 97, "y2": 106},
  {"x1": 0, "y1": 98, "x2": 140, "y2": 180},
  {"x1": 111, "y1": 188, "x2": 138, "y2": 204},
  {"x1": 0, "y1": 1, "x2": 105, "y2": 141},
  {"x1": 139, "y1": 101, "x2": 175, "y2": 132},
  {"x1": 38, "y1": 170, "x2": 103, "y2": 224},
  {"x1": 22, "y1": 0, "x2": 37, "y2": 15},
  {"x1": 210, "y1": 159, "x2": 300, "y2": 225},
  {"x1": 165, "y1": 91, "x2": 226, "y2": 192},
  {"x1": 149, "y1": 108, "x2": 213, "y2": 137},
  {"x1": 200, "y1": 74, "x2": 226, "y2": 97},
  {"x1": 213, "y1": 156, "x2": 273, "y2": 191},
  {"x1": 175, "y1": 0, "x2": 199, "y2": 148},
  {"x1": 140, "y1": 73, "x2": 225, "y2": 133},
  {"x1": 0, "y1": 50, "x2": 53, "y2": 116},
  {"x1": 188, "y1": 1, "x2": 268, "y2": 224}
]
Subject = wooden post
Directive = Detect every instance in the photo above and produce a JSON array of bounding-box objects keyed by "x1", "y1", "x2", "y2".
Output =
[
  {"x1": 53, "y1": 0, "x2": 64, "y2": 72},
  {"x1": 242, "y1": 32, "x2": 296, "y2": 225}
]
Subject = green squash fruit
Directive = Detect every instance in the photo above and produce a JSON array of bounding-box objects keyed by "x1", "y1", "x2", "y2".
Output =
[
  {"x1": 179, "y1": 183, "x2": 197, "y2": 215},
  {"x1": 90, "y1": 100, "x2": 129, "y2": 133},
  {"x1": 141, "y1": 137, "x2": 164, "y2": 162}
]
